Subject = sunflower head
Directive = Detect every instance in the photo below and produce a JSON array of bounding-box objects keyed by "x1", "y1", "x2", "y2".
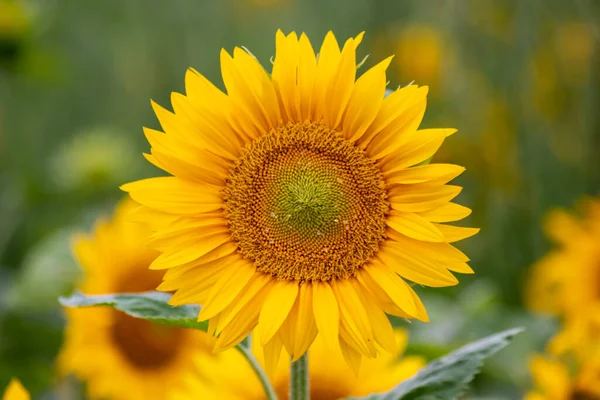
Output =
[
  {"x1": 526, "y1": 198, "x2": 600, "y2": 317},
  {"x1": 59, "y1": 199, "x2": 222, "y2": 400},
  {"x1": 122, "y1": 30, "x2": 478, "y2": 372}
]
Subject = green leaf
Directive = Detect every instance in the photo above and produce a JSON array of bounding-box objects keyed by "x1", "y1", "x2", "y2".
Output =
[
  {"x1": 347, "y1": 328, "x2": 523, "y2": 400},
  {"x1": 59, "y1": 291, "x2": 208, "y2": 331}
]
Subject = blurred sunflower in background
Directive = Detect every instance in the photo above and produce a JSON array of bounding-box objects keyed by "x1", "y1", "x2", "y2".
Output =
[
  {"x1": 525, "y1": 353, "x2": 600, "y2": 400},
  {"x1": 394, "y1": 24, "x2": 443, "y2": 87},
  {"x1": 1, "y1": 380, "x2": 29, "y2": 400},
  {"x1": 526, "y1": 198, "x2": 600, "y2": 317},
  {"x1": 58, "y1": 199, "x2": 225, "y2": 400},
  {"x1": 122, "y1": 29, "x2": 478, "y2": 372},
  {"x1": 0, "y1": 0, "x2": 29, "y2": 65},
  {"x1": 213, "y1": 329, "x2": 424, "y2": 399}
]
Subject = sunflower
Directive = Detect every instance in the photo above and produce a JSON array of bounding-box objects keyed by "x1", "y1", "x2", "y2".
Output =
[
  {"x1": 526, "y1": 354, "x2": 600, "y2": 400},
  {"x1": 122, "y1": 30, "x2": 478, "y2": 370},
  {"x1": 211, "y1": 329, "x2": 424, "y2": 399},
  {"x1": 59, "y1": 199, "x2": 223, "y2": 400},
  {"x1": 527, "y1": 198, "x2": 600, "y2": 317},
  {"x1": 2, "y1": 380, "x2": 29, "y2": 400}
]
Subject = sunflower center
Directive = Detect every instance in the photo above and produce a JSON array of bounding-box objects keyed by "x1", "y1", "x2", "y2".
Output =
[
  {"x1": 110, "y1": 267, "x2": 184, "y2": 370},
  {"x1": 224, "y1": 122, "x2": 389, "y2": 282}
]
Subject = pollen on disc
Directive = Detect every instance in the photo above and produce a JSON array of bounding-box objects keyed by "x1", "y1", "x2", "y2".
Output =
[{"x1": 224, "y1": 122, "x2": 389, "y2": 282}]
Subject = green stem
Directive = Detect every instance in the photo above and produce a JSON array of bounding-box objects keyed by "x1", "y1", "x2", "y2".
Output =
[
  {"x1": 289, "y1": 353, "x2": 310, "y2": 400},
  {"x1": 235, "y1": 341, "x2": 278, "y2": 400}
]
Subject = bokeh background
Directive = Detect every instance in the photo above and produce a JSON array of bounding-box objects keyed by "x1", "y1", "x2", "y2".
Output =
[{"x1": 1, "y1": 0, "x2": 599, "y2": 398}]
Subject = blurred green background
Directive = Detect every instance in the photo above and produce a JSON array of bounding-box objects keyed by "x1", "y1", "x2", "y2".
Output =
[{"x1": 0, "y1": 0, "x2": 599, "y2": 398}]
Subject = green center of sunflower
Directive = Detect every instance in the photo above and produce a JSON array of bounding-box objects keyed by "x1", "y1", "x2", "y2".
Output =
[{"x1": 224, "y1": 122, "x2": 389, "y2": 282}]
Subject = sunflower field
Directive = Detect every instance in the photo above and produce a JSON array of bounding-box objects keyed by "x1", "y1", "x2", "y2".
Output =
[{"x1": 1, "y1": 0, "x2": 599, "y2": 399}]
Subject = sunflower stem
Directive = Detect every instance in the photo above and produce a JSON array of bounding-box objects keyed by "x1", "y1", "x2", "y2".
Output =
[
  {"x1": 290, "y1": 353, "x2": 309, "y2": 400},
  {"x1": 235, "y1": 339, "x2": 278, "y2": 400}
]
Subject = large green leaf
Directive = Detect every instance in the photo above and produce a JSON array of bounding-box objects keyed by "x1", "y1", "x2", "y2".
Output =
[
  {"x1": 59, "y1": 291, "x2": 208, "y2": 331},
  {"x1": 348, "y1": 328, "x2": 523, "y2": 400}
]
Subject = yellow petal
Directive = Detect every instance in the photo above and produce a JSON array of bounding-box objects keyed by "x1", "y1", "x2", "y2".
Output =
[
  {"x1": 356, "y1": 269, "x2": 412, "y2": 318},
  {"x1": 379, "y1": 128, "x2": 457, "y2": 174},
  {"x1": 170, "y1": 92, "x2": 241, "y2": 159},
  {"x1": 148, "y1": 222, "x2": 229, "y2": 252},
  {"x1": 359, "y1": 85, "x2": 419, "y2": 147},
  {"x1": 145, "y1": 151, "x2": 225, "y2": 186},
  {"x1": 418, "y1": 202, "x2": 472, "y2": 223},
  {"x1": 387, "y1": 212, "x2": 445, "y2": 242},
  {"x1": 447, "y1": 262, "x2": 475, "y2": 274},
  {"x1": 310, "y1": 31, "x2": 341, "y2": 121},
  {"x1": 233, "y1": 47, "x2": 281, "y2": 128},
  {"x1": 405, "y1": 284, "x2": 430, "y2": 322},
  {"x1": 324, "y1": 33, "x2": 363, "y2": 128},
  {"x1": 312, "y1": 281, "x2": 340, "y2": 351},
  {"x1": 220, "y1": 48, "x2": 273, "y2": 137},
  {"x1": 361, "y1": 261, "x2": 417, "y2": 317},
  {"x1": 434, "y1": 224, "x2": 480, "y2": 242},
  {"x1": 214, "y1": 289, "x2": 267, "y2": 351},
  {"x1": 366, "y1": 86, "x2": 428, "y2": 160},
  {"x1": 389, "y1": 184, "x2": 462, "y2": 213},
  {"x1": 258, "y1": 281, "x2": 299, "y2": 345},
  {"x1": 292, "y1": 284, "x2": 318, "y2": 361},
  {"x1": 297, "y1": 33, "x2": 317, "y2": 121},
  {"x1": 385, "y1": 164, "x2": 465, "y2": 186},
  {"x1": 184, "y1": 68, "x2": 241, "y2": 142},
  {"x1": 279, "y1": 298, "x2": 299, "y2": 355},
  {"x1": 387, "y1": 229, "x2": 470, "y2": 263},
  {"x1": 149, "y1": 231, "x2": 231, "y2": 270},
  {"x1": 121, "y1": 177, "x2": 222, "y2": 215},
  {"x1": 144, "y1": 127, "x2": 230, "y2": 172},
  {"x1": 352, "y1": 280, "x2": 398, "y2": 355},
  {"x1": 166, "y1": 256, "x2": 240, "y2": 304},
  {"x1": 331, "y1": 279, "x2": 376, "y2": 357},
  {"x1": 344, "y1": 56, "x2": 393, "y2": 142},
  {"x1": 378, "y1": 241, "x2": 459, "y2": 287},
  {"x1": 197, "y1": 262, "x2": 256, "y2": 320},
  {"x1": 157, "y1": 241, "x2": 237, "y2": 275},
  {"x1": 272, "y1": 30, "x2": 300, "y2": 123},
  {"x1": 159, "y1": 254, "x2": 233, "y2": 292},
  {"x1": 216, "y1": 273, "x2": 272, "y2": 334},
  {"x1": 339, "y1": 333, "x2": 362, "y2": 376},
  {"x1": 262, "y1": 334, "x2": 284, "y2": 378}
]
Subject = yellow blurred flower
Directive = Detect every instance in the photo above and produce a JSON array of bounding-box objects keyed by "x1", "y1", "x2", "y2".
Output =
[
  {"x1": 554, "y1": 21, "x2": 595, "y2": 85},
  {"x1": 395, "y1": 25, "x2": 443, "y2": 86},
  {"x1": 0, "y1": 1, "x2": 29, "y2": 39},
  {"x1": 526, "y1": 198, "x2": 600, "y2": 317},
  {"x1": 548, "y1": 305, "x2": 600, "y2": 368},
  {"x1": 525, "y1": 353, "x2": 600, "y2": 400},
  {"x1": 213, "y1": 329, "x2": 424, "y2": 399},
  {"x1": 50, "y1": 127, "x2": 140, "y2": 192},
  {"x1": 1, "y1": 380, "x2": 29, "y2": 400},
  {"x1": 58, "y1": 199, "x2": 225, "y2": 400}
]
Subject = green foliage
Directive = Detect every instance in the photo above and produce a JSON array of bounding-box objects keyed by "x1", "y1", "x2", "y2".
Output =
[
  {"x1": 348, "y1": 328, "x2": 522, "y2": 400},
  {"x1": 59, "y1": 291, "x2": 208, "y2": 331}
]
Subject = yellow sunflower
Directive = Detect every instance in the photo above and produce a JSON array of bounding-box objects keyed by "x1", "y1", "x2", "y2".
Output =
[
  {"x1": 122, "y1": 30, "x2": 478, "y2": 370},
  {"x1": 525, "y1": 354, "x2": 600, "y2": 400},
  {"x1": 2, "y1": 380, "x2": 29, "y2": 400},
  {"x1": 211, "y1": 329, "x2": 424, "y2": 399},
  {"x1": 527, "y1": 198, "x2": 600, "y2": 317},
  {"x1": 59, "y1": 199, "x2": 222, "y2": 400}
]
